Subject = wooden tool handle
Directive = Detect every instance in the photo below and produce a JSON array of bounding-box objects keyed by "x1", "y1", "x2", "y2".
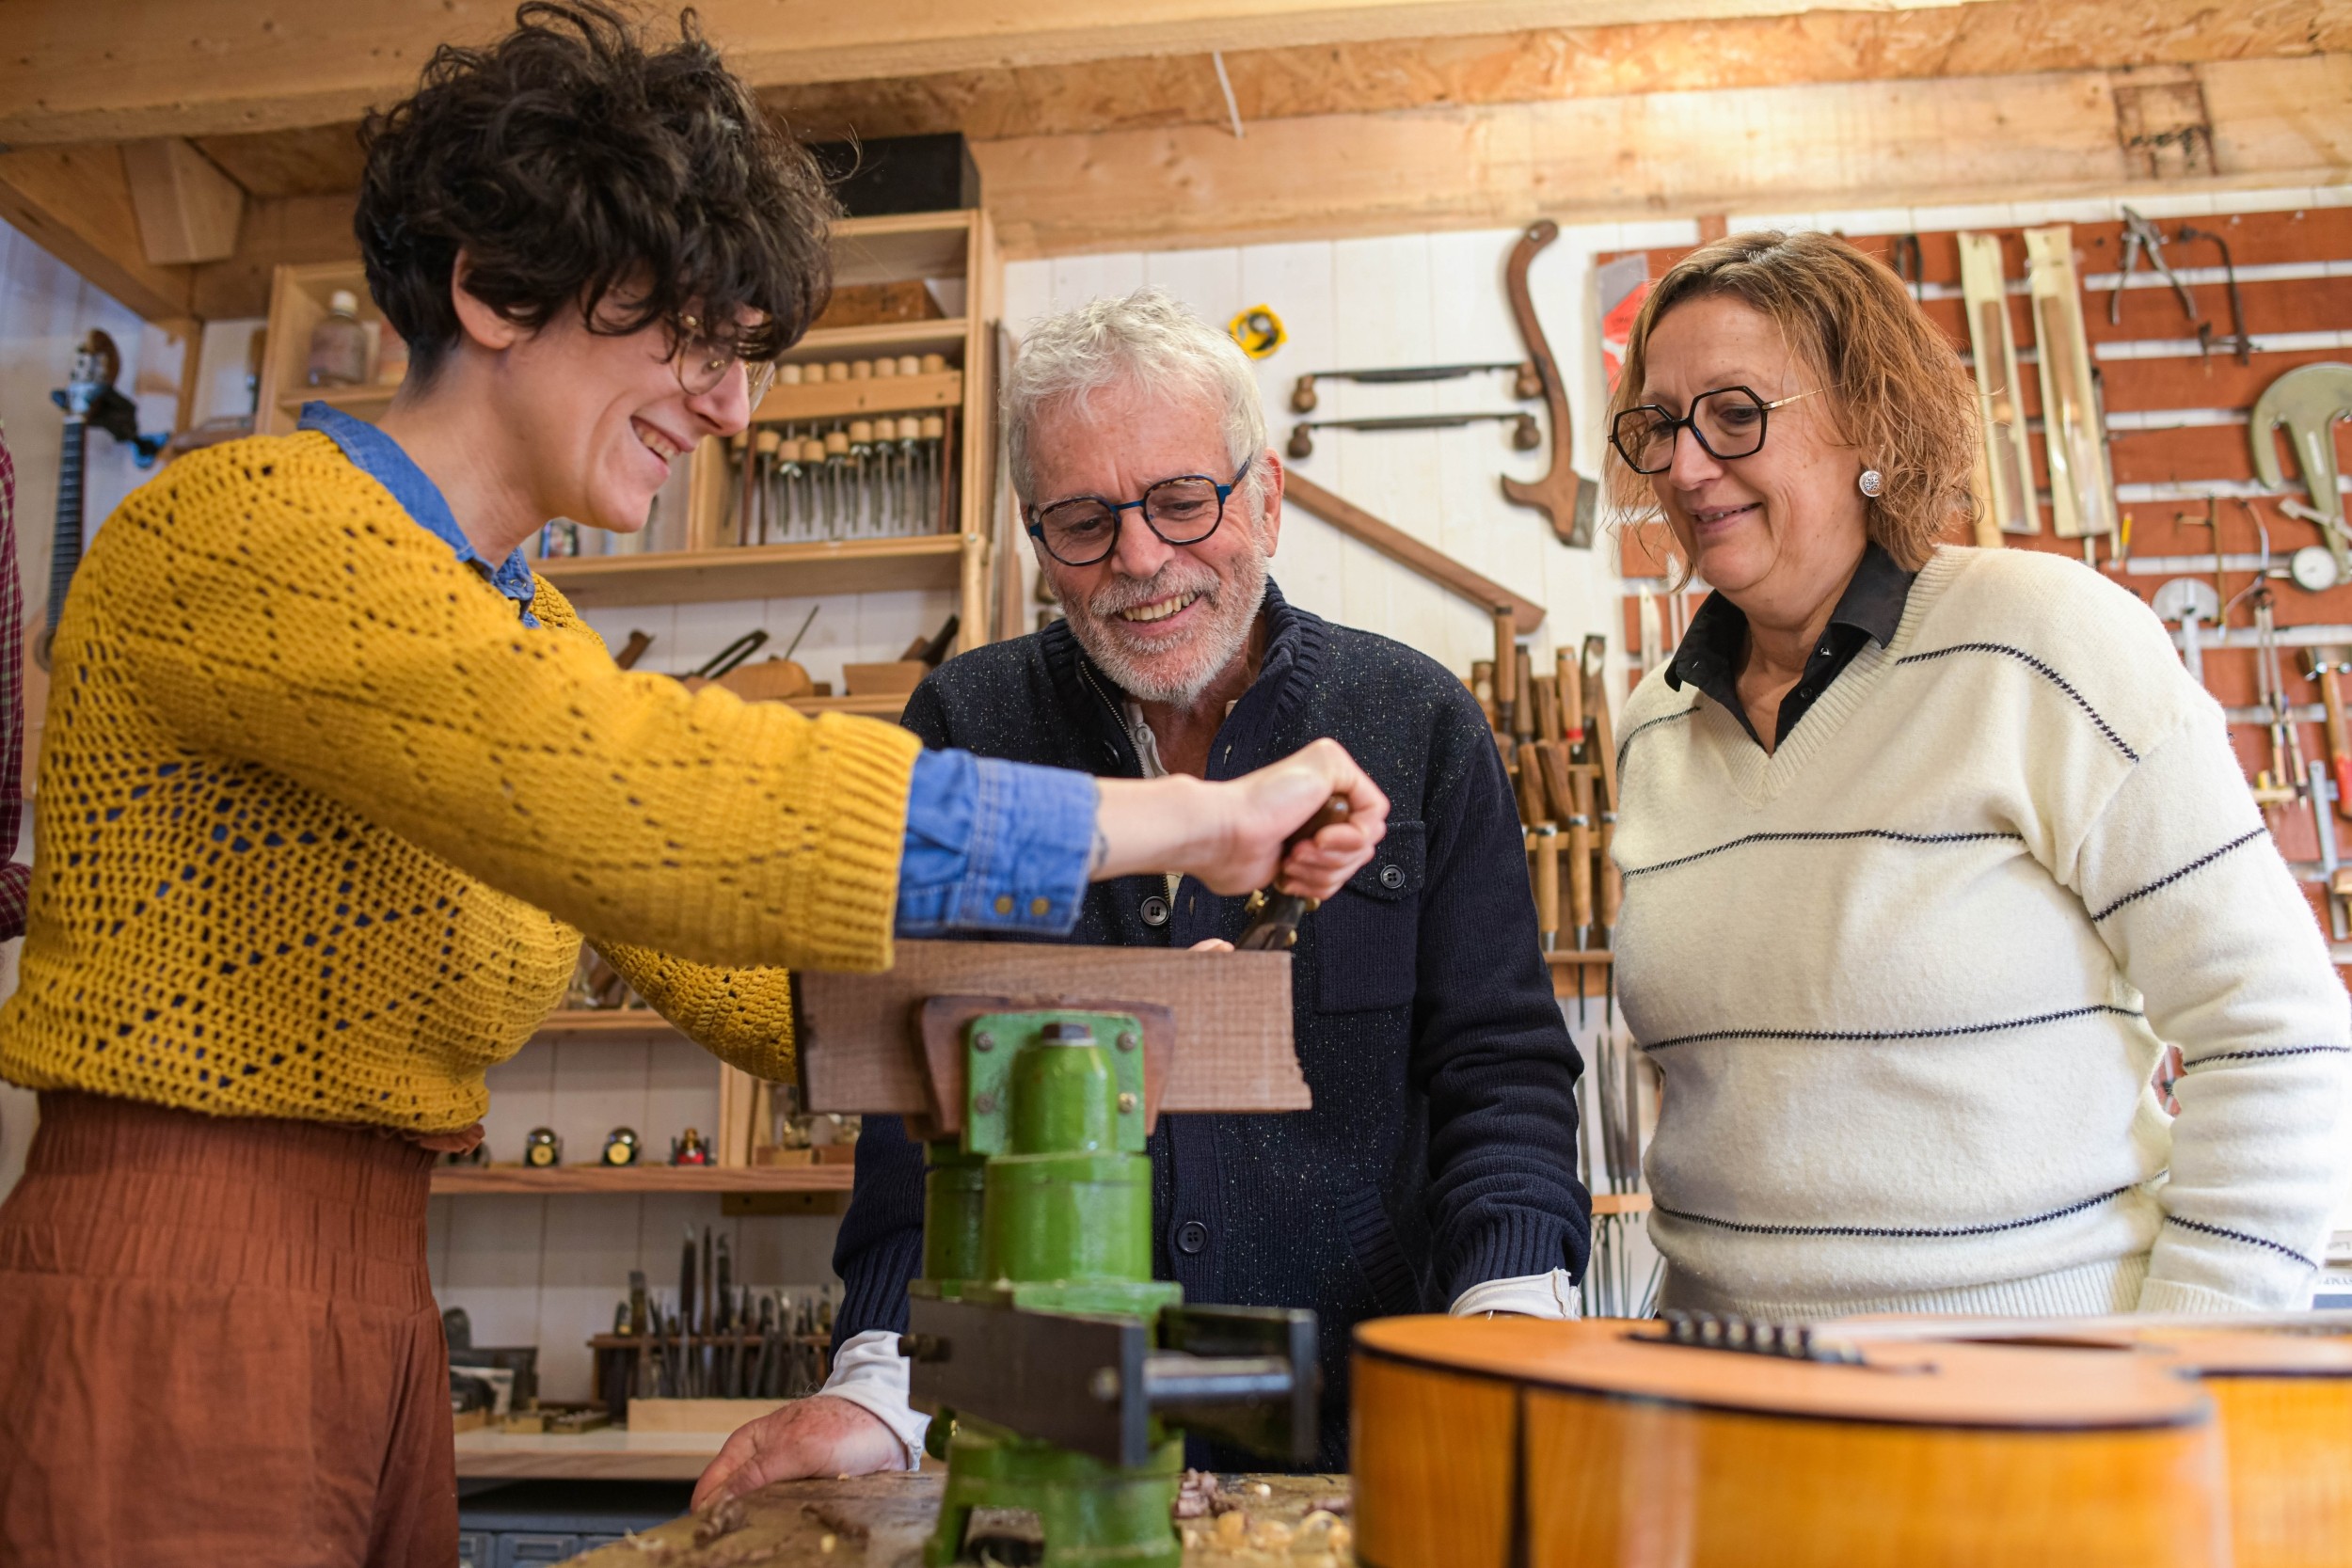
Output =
[
  {"x1": 1492, "y1": 612, "x2": 1517, "y2": 736},
  {"x1": 1567, "y1": 768, "x2": 1595, "y2": 940},
  {"x1": 1558, "y1": 649, "x2": 1585, "y2": 750},
  {"x1": 1582, "y1": 634, "x2": 1619, "y2": 813},
  {"x1": 1470, "y1": 659, "x2": 1497, "y2": 726},
  {"x1": 1514, "y1": 745, "x2": 1549, "y2": 826},
  {"x1": 1533, "y1": 825, "x2": 1560, "y2": 950},
  {"x1": 1237, "y1": 795, "x2": 1350, "y2": 952},
  {"x1": 1533, "y1": 742, "x2": 1578, "y2": 826},
  {"x1": 2317, "y1": 663, "x2": 2352, "y2": 818},
  {"x1": 1598, "y1": 814, "x2": 1623, "y2": 932},
  {"x1": 1513, "y1": 654, "x2": 1536, "y2": 743},
  {"x1": 1283, "y1": 794, "x2": 1352, "y2": 858},
  {"x1": 1532, "y1": 673, "x2": 1561, "y2": 743}
]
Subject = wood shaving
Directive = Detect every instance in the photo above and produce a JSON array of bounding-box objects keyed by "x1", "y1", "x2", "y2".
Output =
[
  {"x1": 799, "y1": 1501, "x2": 871, "y2": 1541},
  {"x1": 691, "y1": 1497, "x2": 747, "y2": 1546},
  {"x1": 1248, "y1": 1519, "x2": 1295, "y2": 1551},
  {"x1": 1291, "y1": 1512, "x2": 1339, "y2": 1553},
  {"x1": 1174, "y1": 1468, "x2": 1221, "y2": 1519}
]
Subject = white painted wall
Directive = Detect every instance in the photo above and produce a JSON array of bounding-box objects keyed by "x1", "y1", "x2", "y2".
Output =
[{"x1": 0, "y1": 221, "x2": 185, "y2": 613}]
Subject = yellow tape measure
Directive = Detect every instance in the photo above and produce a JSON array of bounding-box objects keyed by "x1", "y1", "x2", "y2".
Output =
[{"x1": 1228, "y1": 304, "x2": 1286, "y2": 359}]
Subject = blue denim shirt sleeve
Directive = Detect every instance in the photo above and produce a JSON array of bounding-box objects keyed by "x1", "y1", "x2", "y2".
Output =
[{"x1": 894, "y1": 749, "x2": 1097, "y2": 937}]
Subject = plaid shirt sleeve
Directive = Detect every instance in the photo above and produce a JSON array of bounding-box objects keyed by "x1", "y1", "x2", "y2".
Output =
[{"x1": 0, "y1": 432, "x2": 27, "y2": 940}]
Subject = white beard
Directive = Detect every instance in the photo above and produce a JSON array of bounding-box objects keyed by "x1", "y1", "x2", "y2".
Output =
[{"x1": 1059, "y1": 538, "x2": 1270, "y2": 707}]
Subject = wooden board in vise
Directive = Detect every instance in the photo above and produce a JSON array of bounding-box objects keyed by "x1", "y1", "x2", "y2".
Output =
[{"x1": 795, "y1": 941, "x2": 1308, "y2": 1118}]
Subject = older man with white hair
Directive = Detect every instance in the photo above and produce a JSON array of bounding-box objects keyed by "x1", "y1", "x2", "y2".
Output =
[{"x1": 695, "y1": 288, "x2": 1588, "y2": 1499}]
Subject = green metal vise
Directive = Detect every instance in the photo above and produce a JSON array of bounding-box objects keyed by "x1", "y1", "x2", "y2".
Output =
[{"x1": 898, "y1": 1008, "x2": 1317, "y2": 1568}]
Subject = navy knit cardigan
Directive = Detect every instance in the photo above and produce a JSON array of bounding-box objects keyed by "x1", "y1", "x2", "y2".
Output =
[{"x1": 831, "y1": 583, "x2": 1591, "y2": 1467}]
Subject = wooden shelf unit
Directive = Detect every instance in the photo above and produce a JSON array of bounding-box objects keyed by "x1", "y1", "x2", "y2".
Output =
[
  {"x1": 255, "y1": 261, "x2": 405, "y2": 428},
  {"x1": 786, "y1": 315, "x2": 969, "y2": 359},
  {"x1": 432, "y1": 1163, "x2": 853, "y2": 1196},
  {"x1": 537, "y1": 531, "x2": 970, "y2": 609},
  {"x1": 528, "y1": 1008, "x2": 685, "y2": 1044},
  {"x1": 750, "y1": 366, "x2": 962, "y2": 423}
]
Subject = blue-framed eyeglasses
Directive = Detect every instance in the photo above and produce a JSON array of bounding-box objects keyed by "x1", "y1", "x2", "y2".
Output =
[{"x1": 1025, "y1": 464, "x2": 1249, "y2": 567}]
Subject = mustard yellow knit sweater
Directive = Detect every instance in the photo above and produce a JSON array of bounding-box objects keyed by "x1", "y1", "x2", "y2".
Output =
[{"x1": 0, "y1": 431, "x2": 920, "y2": 1132}]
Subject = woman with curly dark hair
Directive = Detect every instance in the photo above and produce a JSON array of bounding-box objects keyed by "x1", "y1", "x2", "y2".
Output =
[{"x1": 0, "y1": 7, "x2": 1384, "y2": 1561}]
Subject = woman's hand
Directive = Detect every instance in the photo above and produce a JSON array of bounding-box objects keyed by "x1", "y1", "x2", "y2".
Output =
[{"x1": 1092, "y1": 737, "x2": 1389, "y2": 897}]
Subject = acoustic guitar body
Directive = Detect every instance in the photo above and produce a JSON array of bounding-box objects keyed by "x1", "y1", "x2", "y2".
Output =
[
  {"x1": 2126, "y1": 1327, "x2": 2352, "y2": 1568},
  {"x1": 1353, "y1": 1316, "x2": 2226, "y2": 1568}
]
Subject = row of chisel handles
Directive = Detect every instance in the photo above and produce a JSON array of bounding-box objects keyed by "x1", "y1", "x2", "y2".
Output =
[
  {"x1": 729, "y1": 413, "x2": 950, "y2": 545},
  {"x1": 624, "y1": 1286, "x2": 833, "y2": 1401},
  {"x1": 1479, "y1": 647, "x2": 1623, "y2": 955},
  {"x1": 774, "y1": 352, "x2": 949, "y2": 388}
]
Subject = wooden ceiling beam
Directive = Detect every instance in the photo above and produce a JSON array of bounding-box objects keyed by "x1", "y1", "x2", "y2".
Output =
[
  {"x1": 757, "y1": 0, "x2": 2351, "y2": 145},
  {"x1": 0, "y1": 0, "x2": 1976, "y2": 146},
  {"x1": 190, "y1": 193, "x2": 364, "y2": 322},
  {"x1": 0, "y1": 145, "x2": 194, "y2": 321},
  {"x1": 974, "y1": 55, "x2": 2352, "y2": 256},
  {"x1": 156, "y1": 0, "x2": 2348, "y2": 200},
  {"x1": 119, "y1": 52, "x2": 2352, "y2": 321},
  {"x1": 121, "y1": 137, "x2": 246, "y2": 264}
]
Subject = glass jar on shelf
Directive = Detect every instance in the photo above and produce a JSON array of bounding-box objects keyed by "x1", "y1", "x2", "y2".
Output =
[{"x1": 306, "y1": 290, "x2": 369, "y2": 388}]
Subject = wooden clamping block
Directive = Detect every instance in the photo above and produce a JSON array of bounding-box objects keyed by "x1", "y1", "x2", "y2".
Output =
[{"x1": 793, "y1": 940, "x2": 1308, "y2": 1120}]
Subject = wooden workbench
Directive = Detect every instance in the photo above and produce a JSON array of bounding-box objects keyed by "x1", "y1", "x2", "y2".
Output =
[{"x1": 564, "y1": 1470, "x2": 1354, "y2": 1565}]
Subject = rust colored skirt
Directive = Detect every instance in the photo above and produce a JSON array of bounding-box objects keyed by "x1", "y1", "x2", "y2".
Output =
[{"x1": 0, "y1": 1091, "x2": 455, "y2": 1567}]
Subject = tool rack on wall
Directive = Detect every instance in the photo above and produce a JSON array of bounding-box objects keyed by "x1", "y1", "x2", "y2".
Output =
[
  {"x1": 256, "y1": 208, "x2": 1005, "y2": 714},
  {"x1": 1600, "y1": 203, "x2": 2352, "y2": 968}
]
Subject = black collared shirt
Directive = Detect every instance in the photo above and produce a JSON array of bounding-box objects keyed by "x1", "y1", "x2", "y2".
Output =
[{"x1": 1664, "y1": 542, "x2": 1916, "y2": 750}]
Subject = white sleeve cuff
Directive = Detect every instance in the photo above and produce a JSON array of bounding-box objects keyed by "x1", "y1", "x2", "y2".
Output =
[
  {"x1": 819, "y1": 1329, "x2": 931, "y2": 1470},
  {"x1": 1449, "y1": 1269, "x2": 1583, "y2": 1320}
]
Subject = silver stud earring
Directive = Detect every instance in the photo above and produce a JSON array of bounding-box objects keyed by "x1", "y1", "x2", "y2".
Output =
[{"x1": 1858, "y1": 468, "x2": 1884, "y2": 498}]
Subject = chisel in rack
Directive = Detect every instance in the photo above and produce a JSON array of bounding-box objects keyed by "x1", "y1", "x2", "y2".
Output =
[
  {"x1": 1534, "y1": 823, "x2": 1560, "y2": 953},
  {"x1": 1491, "y1": 610, "x2": 1517, "y2": 738},
  {"x1": 1558, "y1": 648, "x2": 1585, "y2": 758},
  {"x1": 1566, "y1": 766, "x2": 1596, "y2": 1026},
  {"x1": 676, "y1": 1228, "x2": 697, "y2": 1400}
]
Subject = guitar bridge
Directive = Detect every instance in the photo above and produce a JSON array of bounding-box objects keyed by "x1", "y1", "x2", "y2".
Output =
[{"x1": 1643, "y1": 1310, "x2": 1863, "y2": 1365}]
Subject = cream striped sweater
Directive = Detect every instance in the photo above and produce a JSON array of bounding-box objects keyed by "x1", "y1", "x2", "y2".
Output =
[{"x1": 1615, "y1": 545, "x2": 2352, "y2": 1317}]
